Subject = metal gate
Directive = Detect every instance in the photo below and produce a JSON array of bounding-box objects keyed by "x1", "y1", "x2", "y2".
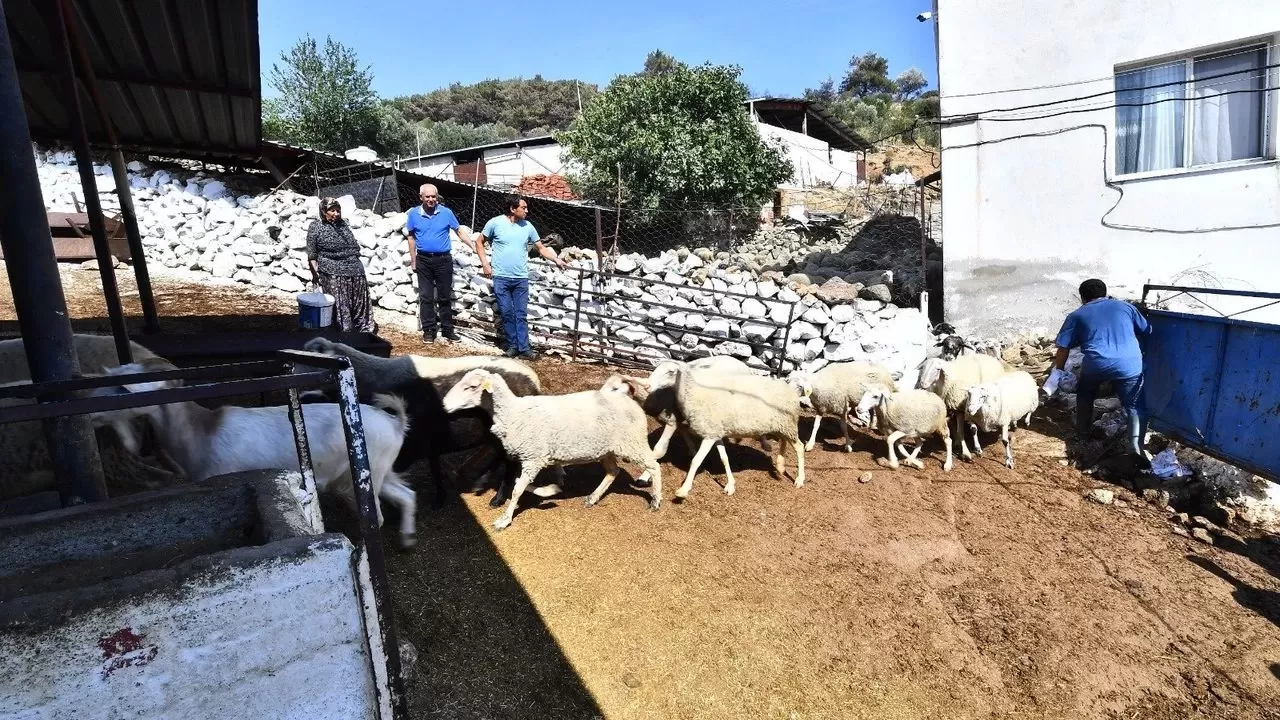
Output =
[{"x1": 1141, "y1": 284, "x2": 1280, "y2": 482}]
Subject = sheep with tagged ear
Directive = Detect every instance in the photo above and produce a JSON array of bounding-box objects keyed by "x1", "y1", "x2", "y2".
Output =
[
  {"x1": 963, "y1": 370, "x2": 1039, "y2": 469},
  {"x1": 789, "y1": 362, "x2": 898, "y2": 453},
  {"x1": 646, "y1": 361, "x2": 804, "y2": 498},
  {"x1": 443, "y1": 369, "x2": 662, "y2": 531},
  {"x1": 933, "y1": 334, "x2": 976, "y2": 361},
  {"x1": 856, "y1": 387, "x2": 953, "y2": 472},
  {"x1": 97, "y1": 357, "x2": 420, "y2": 549}
]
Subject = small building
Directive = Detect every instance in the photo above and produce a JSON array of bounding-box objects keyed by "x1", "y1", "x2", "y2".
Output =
[
  {"x1": 394, "y1": 98, "x2": 870, "y2": 195},
  {"x1": 934, "y1": 0, "x2": 1280, "y2": 335},
  {"x1": 747, "y1": 97, "x2": 870, "y2": 187}
]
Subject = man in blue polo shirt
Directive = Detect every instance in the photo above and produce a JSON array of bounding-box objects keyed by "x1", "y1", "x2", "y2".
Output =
[
  {"x1": 475, "y1": 194, "x2": 565, "y2": 359},
  {"x1": 1050, "y1": 278, "x2": 1152, "y2": 457},
  {"x1": 405, "y1": 183, "x2": 470, "y2": 343}
]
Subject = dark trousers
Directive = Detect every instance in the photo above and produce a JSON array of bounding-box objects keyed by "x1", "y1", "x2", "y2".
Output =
[
  {"x1": 415, "y1": 252, "x2": 454, "y2": 337},
  {"x1": 1077, "y1": 371, "x2": 1147, "y2": 455},
  {"x1": 493, "y1": 276, "x2": 530, "y2": 353}
]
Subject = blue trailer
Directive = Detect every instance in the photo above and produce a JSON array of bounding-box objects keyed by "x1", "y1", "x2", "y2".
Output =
[{"x1": 1141, "y1": 285, "x2": 1280, "y2": 483}]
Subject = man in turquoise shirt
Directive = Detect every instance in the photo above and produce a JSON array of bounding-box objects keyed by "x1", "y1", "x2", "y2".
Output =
[{"x1": 475, "y1": 195, "x2": 565, "y2": 359}]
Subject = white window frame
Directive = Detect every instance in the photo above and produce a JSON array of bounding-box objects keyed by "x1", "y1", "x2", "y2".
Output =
[{"x1": 1113, "y1": 39, "x2": 1275, "y2": 181}]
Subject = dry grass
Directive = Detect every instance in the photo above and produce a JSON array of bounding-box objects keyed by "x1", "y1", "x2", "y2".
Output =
[{"x1": 4, "y1": 266, "x2": 1279, "y2": 720}]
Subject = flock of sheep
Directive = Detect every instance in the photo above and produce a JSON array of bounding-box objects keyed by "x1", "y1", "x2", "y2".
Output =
[{"x1": 0, "y1": 328, "x2": 1043, "y2": 542}]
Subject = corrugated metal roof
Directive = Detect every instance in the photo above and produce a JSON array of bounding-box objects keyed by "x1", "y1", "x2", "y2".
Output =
[
  {"x1": 394, "y1": 134, "x2": 559, "y2": 165},
  {"x1": 747, "y1": 97, "x2": 872, "y2": 152},
  {"x1": 8, "y1": 0, "x2": 261, "y2": 159}
]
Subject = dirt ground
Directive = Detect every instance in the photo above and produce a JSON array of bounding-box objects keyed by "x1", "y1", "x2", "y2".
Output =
[{"x1": 4, "y1": 265, "x2": 1279, "y2": 720}]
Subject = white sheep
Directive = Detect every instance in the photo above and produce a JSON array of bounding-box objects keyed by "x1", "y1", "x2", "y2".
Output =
[
  {"x1": 442, "y1": 369, "x2": 662, "y2": 531},
  {"x1": 99, "y1": 358, "x2": 420, "y2": 548},
  {"x1": 963, "y1": 370, "x2": 1039, "y2": 469},
  {"x1": 923, "y1": 353, "x2": 1013, "y2": 462},
  {"x1": 646, "y1": 362, "x2": 804, "y2": 498},
  {"x1": 640, "y1": 357, "x2": 756, "y2": 459},
  {"x1": 789, "y1": 362, "x2": 898, "y2": 452},
  {"x1": 856, "y1": 388, "x2": 953, "y2": 472}
]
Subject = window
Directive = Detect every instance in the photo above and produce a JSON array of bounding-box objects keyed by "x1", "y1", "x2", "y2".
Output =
[{"x1": 1115, "y1": 44, "x2": 1271, "y2": 176}]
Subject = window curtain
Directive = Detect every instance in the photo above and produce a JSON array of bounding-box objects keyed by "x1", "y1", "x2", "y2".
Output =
[
  {"x1": 1116, "y1": 61, "x2": 1186, "y2": 174},
  {"x1": 1192, "y1": 49, "x2": 1266, "y2": 166}
]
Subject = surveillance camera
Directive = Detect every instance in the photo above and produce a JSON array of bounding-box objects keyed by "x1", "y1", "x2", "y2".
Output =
[{"x1": 916, "y1": 11, "x2": 932, "y2": 21}]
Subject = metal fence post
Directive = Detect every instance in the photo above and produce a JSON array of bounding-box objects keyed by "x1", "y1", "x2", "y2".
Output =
[
  {"x1": 283, "y1": 363, "x2": 320, "y2": 527},
  {"x1": 332, "y1": 359, "x2": 408, "y2": 720},
  {"x1": 776, "y1": 300, "x2": 797, "y2": 377},
  {"x1": 594, "y1": 208, "x2": 603, "y2": 271},
  {"x1": 570, "y1": 270, "x2": 586, "y2": 362}
]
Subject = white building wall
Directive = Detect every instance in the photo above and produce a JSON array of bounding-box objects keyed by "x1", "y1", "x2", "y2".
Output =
[
  {"x1": 481, "y1": 144, "x2": 571, "y2": 185},
  {"x1": 756, "y1": 123, "x2": 861, "y2": 189},
  {"x1": 937, "y1": 0, "x2": 1280, "y2": 336}
]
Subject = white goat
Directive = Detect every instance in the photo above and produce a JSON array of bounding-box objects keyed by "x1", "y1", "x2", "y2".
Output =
[
  {"x1": 443, "y1": 369, "x2": 663, "y2": 531},
  {"x1": 99, "y1": 359, "x2": 419, "y2": 548},
  {"x1": 964, "y1": 370, "x2": 1039, "y2": 469}
]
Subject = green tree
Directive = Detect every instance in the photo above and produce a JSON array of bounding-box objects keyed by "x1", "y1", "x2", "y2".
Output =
[
  {"x1": 642, "y1": 49, "x2": 680, "y2": 76},
  {"x1": 894, "y1": 68, "x2": 928, "y2": 101},
  {"x1": 558, "y1": 60, "x2": 793, "y2": 211},
  {"x1": 414, "y1": 119, "x2": 520, "y2": 155},
  {"x1": 391, "y1": 76, "x2": 596, "y2": 135},
  {"x1": 839, "y1": 52, "x2": 897, "y2": 99},
  {"x1": 263, "y1": 35, "x2": 381, "y2": 152}
]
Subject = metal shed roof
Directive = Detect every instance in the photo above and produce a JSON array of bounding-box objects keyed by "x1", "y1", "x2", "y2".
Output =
[
  {"x1": 7, "y1": 0, "x2": 261, "y2": 159},
  {"x1": 747, "y1": 97, "x2": 872, "y2": 152}
]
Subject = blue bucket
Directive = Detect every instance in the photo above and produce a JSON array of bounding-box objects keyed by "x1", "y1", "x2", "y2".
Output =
[{"x1": 297, "y1": 290, "x2": 335, "y2": 329}]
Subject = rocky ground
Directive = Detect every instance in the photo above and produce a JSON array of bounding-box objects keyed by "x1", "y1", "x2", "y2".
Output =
[{"x1": 5, "y1": 265, "x2": 1278, "y2": 720}]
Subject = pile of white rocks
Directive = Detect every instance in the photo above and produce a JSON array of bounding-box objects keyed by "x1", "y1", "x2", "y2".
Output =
[{"x1": 34, "y1": 148, "x2": 933, "y2": 380}]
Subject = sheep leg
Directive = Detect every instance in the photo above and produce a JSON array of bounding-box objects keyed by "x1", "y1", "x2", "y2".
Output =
[
  {"x1": 901, "y1": 439, "x2": 925, "y2": 470},
  {"x1": 759, "y1": 437, "x2": 773, "y2": 453},
  {"x1": 641, "y1": 457, "x2": 662, "y2": 511},
  {"x1": 1002, "y1": 424, "x2": 1014, "y2": 469},
  {"x1": 955, "y1": 412, "x2": 973, "y2": 461},
  {"x1": 841, "y1": 415, "x2": 854, "y2": 453},
  {"x1": 716, "y1": 442, "x2": 737, "y2": 495},
  {"x1": 585, "y1": 455, "x2": 619, "y2": 507},
  {"x1": 676, "y1": 438, "x2": 717, "y2": 499},
  {"x1": 970, "y1": 423, "x2": 983, "y2": 455},
  {"x1": 652, "y1": 421, "x2": 678, "y2": 460},
  {"x1": 942, "y1": 430, "x2": 954, "y2": 472},
  {"x1": 494, "y1": 463, "x2": 541, "y2": 531},
  {"x1": 379, "y1": 475, "x2": 418, "y2": 549},
  {"x1": 804, "y1": 416, "x2": 822, "y2": 452},
  {"x1": 791, "y1": 439, "x2": 805, "y2": 487},
  {"x1": 885, "y1": 431, "x2": 905, "y2": 470}
]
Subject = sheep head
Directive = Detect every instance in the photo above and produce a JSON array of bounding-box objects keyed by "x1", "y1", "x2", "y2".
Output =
[
  {"x1": 935, "y1": 335, "x2": 972, "y2": 361},
  {"x1": 443, "y1": 368, "x2": 494, "y2": 412},
  {"x1": 601, "y1": 374, "x2": 649, "y2": 401},
  {"x1": 965, "y1": 383, "x2": 997, "y2": 417},
  {"x1": 855, "y1": 388, "x2": 887, "y2": 418},
  {"x1": 647, "y1": 361, "x2": 683, "y2": 391},
  {"x1": 302, "y1": 336, "x2": 338, "y2": 355}
]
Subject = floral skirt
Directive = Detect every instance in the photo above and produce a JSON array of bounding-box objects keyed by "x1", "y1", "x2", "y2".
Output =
[{"x1": 318, "y1": 272, "x2": 375, "y2": 333}]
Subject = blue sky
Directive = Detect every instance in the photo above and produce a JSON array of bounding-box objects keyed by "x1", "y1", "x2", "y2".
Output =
[{"x1": 258, "y1": 0, "x2": 938, "y2": 99}]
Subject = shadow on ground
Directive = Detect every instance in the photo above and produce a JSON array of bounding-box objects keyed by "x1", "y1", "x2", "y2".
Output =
[{"x1": 1186, "y1": 554, "x2": 1280, "y2": 630}]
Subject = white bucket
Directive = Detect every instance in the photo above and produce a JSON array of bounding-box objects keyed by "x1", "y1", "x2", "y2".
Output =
[{"x1": 297, "y1": 290, "x2": 335, "y2": 329}]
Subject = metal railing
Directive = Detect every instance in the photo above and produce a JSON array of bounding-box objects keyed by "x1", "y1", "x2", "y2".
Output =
[
  {"x1": 0, "y1": 350, "x2": 409, "y2": 720},
  {"x1": 456, "y1": 260, "x2": 800, "y2": 376}
]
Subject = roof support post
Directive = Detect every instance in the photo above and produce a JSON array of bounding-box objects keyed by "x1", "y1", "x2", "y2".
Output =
[
  {"x1": 52, "y1": 0, "x2": 132, "y2": 365},
  {"x1": 109, "y1": 148, "x2": 159, "y2": 332},
  {"x1": 0, "y1": 1, "x2": 108, "y2": 505}
]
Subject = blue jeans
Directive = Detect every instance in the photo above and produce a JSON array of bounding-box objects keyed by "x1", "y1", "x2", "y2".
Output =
[
  {"x1": 1077, "y1": 371, "x2": 1147, "y2": 455},
  {"x1": 493, "y1": 276, "x2": 530, "y2": 353}
]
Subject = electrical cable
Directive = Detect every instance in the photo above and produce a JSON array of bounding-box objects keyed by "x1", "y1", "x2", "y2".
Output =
[
  {"x1": 941, "y1": 41, "x2": 1278, "y2": 99},
  {"x1": 938, "y1": 122, "x2": 1280, "y2": 233}
]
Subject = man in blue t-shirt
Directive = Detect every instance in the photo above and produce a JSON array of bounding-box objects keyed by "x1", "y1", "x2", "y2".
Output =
[
  {"x1": 475, "y1": 195, "x2": 566, "y2": 359},
  {"x1": 1051, "y1": 278, "x2": 1152, "y2": 456},
  {"x1": 405, "y1": 183, "x2": 471, "y2": 344}
]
